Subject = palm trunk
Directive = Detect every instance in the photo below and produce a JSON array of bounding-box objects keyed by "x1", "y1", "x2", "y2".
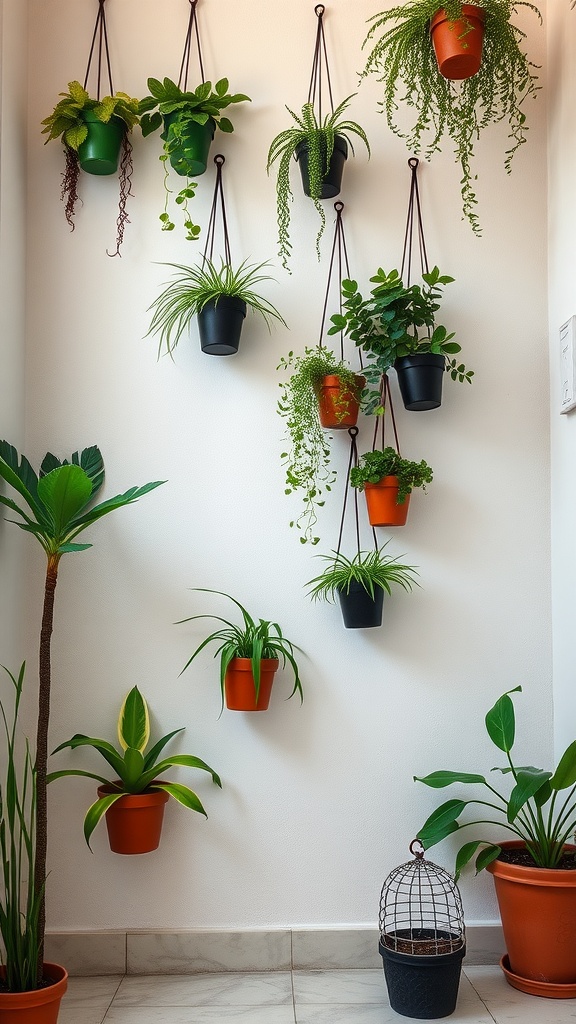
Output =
[{"x1": 34, "y1": 555, "x2": 59, "y2": 984}]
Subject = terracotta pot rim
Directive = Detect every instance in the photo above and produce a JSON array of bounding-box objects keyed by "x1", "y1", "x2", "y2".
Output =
[
  {"x1": 97, "y1": 784, "x2": 170, "y2": 804},
  {"x1": 364, "y1": 475, "x2": 400, "y2": 489},
  {"x1": 227, "y1": 657, "x2": 280, "y2": 672},
  {"x1": 486, "y1": 840, "x2": 576, "y2": 884},
  {"x1": 320, "y1": 374, "x2": 365, "y2": 388},
  {"x1": 430, "y1": 4, "x2": 486, "y2": 32},
  {"x1": 0, "y1": 962, "x2": 68, "y2": 1006}
]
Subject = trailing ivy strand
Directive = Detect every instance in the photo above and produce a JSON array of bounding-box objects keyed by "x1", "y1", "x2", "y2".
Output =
[{"x1": 361, "y1": 0, "x2": 542, "y2": 234}]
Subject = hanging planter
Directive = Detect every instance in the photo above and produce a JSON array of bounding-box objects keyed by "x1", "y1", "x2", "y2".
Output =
[
  {"x1": 350, "y1": 441, "x2": 433, "y2": 528},
  {"x1": 0, "y1": 963, "x2": 68, "y2": 1024},
  {"x1": 77, "y1": 111, "x2": 126, "y2": 175},
  {"x1": 364, "y1": 478, "x2": 411, "y2": 528},
  {"x1": 295, "y1": 134, "x2": 348, "y2": 199},
  {"x1": 97, "y1": 786, "x2": 169, "y2": 855},
  {"x1": 430, "y1": 4, "x2": 485, "y2": 80},
  {"x1": 338, "y1": 579, "x2": 385, "y2": 629},
  {"x1": 395, "y1": 353, "x2": 446, "y2": 411},
  {"x1": 224, "y1": 658, "x2": 280, "y2": 711},
  {"x1": 317, "y1": 373, "x2": 365, "y2": 428},
  {"x1": 161, "y1": 112, "x2": 216, "y2": 177},
  {"x1": 198, "y1": 295, "x2": 247, "y2": 356}
]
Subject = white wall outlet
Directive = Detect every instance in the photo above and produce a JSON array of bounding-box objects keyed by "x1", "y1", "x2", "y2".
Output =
[{"x1": 560, "y1": 316, "x2": 576, "y2": 414}]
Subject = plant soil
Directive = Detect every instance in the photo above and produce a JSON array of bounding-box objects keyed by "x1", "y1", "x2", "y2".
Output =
[
  {"x1": 383, "y1": 929, "x2": 463, "y2": 956},
  {"x1": 0, "y1": 975, "x2": 55, "y2": 993},
  {"x1": 497, "y1": 848, "x2": 576, "y2": 870}
]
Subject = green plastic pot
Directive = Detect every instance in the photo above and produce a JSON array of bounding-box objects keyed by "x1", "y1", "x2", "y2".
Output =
[
  {"x1": 162, "y1": 115, "x2": 216, "y2": 177},
  {"x1": 78, "y1": 112, "x2": 125, "y2": 176}
]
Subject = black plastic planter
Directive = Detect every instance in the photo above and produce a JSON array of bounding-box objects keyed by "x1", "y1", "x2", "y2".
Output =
[
  {"x1": 379, "y1": 933, "x2": 465, "y2": 1019},
  {"x1": 198, "y1": 296, "x2": 247, "y2": 356},
  {"x1": 295, "y1": 134, "x2": 348, "y2": 199},
  {"x1": 394, "y1": 354, "x2": 445, "y2": 411},
  {"x1": 338, "y1": 581, "x2": 384, "y2": 629},
  {"x1": 78, "y1": 113, "x2": 125, "y2": 176}
]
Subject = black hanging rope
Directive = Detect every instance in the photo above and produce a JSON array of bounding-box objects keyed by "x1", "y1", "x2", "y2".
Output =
[
  {"x1": 372, "y1": 376, "x2": 401, "y2": 455},
  {"x1": 400, "y1": 157, "x2": 430, "y2": 287},
  {"x1": 203, "y1": 155, "x2": 232, "y2": 265},
  {"x1": 307, "y1": 4, "x2": 335, "y2": 122},
  {"x1": 84, "y1": 0, "x2": 114, "y2": 98},
  {"x1": 318, "y1": 202, "x2": 353, "y2": 357},
  {"x1": 178, "y1": 0, "x2": 205, "y2": 91},
  {"x1": 336, "y1": 428, "x2": 378, "y2": 558}
]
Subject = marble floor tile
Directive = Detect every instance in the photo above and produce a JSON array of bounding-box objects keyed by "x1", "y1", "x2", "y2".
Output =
[
  {"x1": 293, "y1": 970, "x2": 387, "y2": 1004},
  {"x1": 62, "y1": 975, "x2": 123, "y2": 1007},
  {"x1": 59, "y1": 1010, "x2": 107, "y2": 1024},
  {"x1": 103, "y1": 1006, "x2": 296, "y2": 1023},
  {"x1": 466, "y1": 966, "x2": 576, "y2": 1022},
  {"x1": 113, "y1": 972, "x2": 293, "y2": 1007}
]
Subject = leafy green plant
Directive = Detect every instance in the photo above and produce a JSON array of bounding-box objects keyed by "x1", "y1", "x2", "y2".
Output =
[
  {"x1": 361, "y1": 0, "x2": 541, "y2": 234},
  {"x1": 329, "y1": 267, "x2": 472, "y2": 413},
  {"x1": 267, "y1": 96, "x2": 370, "y2": 270},
  {"x1": 179, "y1": 589, "x2": 303, "y2": 709},
  {"x1": 48, "y1": 686, "x2": 221, "y2": 848},
  {"x1": 277, "y1": 347, "x2": 363, "y2": 545},
  {"x1": 350, "y1": 448, "x2": 433, "y2": 504},
  {"x1": 0, "y1": 664, "x2": 43, "y2": 992},
  {"x1": 305, "y1": 546, "x2": 419, "y2": 601},
  {"x1": 0, "y1": 442, "x2": 164, "y2": 980},
  {"x1": 147, "y1": 258, "x2": 286, "y2": 358},
  {"x1": 139, "y1": 77, "x2": 250, "y2": 239},
  {"x1": 41, "y1": 80, "x2": 140, "y2": 150},
  {"x1": 415, "y1": 686, "x2": 576, "y2": 878}
]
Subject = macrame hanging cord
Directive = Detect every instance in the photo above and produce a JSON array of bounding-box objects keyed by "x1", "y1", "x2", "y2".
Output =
[
  {"x1": 84, "y1": 0, "x2": 114, "y2": 98},
  {"x1": 203, "y1": 154, "x2": 232, "y2": 266},
  {"x1": 401, "y1": 157, "x2": 430, "y2": 287},
  {"x1": 178, "y1": 0, "x2": 205, "y2": 90},
  {"x1": 336, "y1": 427, "x2": 378, "y2": 558},
  {"x1": 317, "y1": 202, "x2": 360, "y2": 366},
  {"x1": 308, "y1": 5, "x2": 335, "y2": 120}
]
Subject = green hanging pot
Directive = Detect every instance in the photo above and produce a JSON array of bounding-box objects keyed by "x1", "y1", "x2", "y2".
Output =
[
  {"x1": 78, "y1": 112, "x2": 126, "y2": 176},
  {"x1": 162, "y1": 115, "x2": 216, "y2": 177}
]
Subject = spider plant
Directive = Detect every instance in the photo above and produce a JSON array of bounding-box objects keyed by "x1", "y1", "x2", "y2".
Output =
[
  {"x1": 306, "y1": 547, "x2": 419, "y2": 601},
  {"x1": 147, "y1": 258, "x2": 286, "y2": 358},
  {"x1": 178, "y1": 589, "x2": 303, "y2": 709}
]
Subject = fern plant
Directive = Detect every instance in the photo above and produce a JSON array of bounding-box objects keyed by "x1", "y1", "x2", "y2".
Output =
[
  {"x1": 361, "y1": 0, "x2": 541, "y2": 234},
  {"x1": 267, "y1": 96, "x2": 370, "y2": 270}
]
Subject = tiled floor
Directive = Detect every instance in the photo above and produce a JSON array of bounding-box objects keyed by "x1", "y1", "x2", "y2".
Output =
[{"x1": 60, "y1": 966, "x2": 576, "y2": 1023}]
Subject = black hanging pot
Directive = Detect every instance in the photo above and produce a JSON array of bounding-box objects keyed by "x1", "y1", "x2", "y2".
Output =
[
  {"x1": 295, "y1": 134, "x2": 348, "y2": 200},
  {"x1": 379, "y1": 932, "x2": 465, "y2": 1019},
  {"x1": 338, "y1": 581, "x2": 384, "y2": 629},
  {"x1": 198, "y1": 296, "x2": 247, "y2": 356},
  {"x1": 394, "y1": 354, "x2": 445, "y2": 411}
]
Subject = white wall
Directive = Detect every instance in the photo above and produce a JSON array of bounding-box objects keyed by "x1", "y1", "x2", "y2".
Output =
[{"x1": 22, "y1": 0, "x2": 550, "y2": 931}]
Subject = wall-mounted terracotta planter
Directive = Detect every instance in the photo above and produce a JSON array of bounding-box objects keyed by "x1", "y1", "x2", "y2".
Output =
[
  {"x1": 97, "y1": 785, "x2": 169, "y2": 855},
  {"x1": 198, "y1": 296, "x2": 247, "y2": 356},
  {"x1": 162, "y1": 114, "x2": 216, "y2": 176},
  {"x1": 338, "y1": 581, "x2": 384, "y2": 629},
  {"x1": 364, "y1": 476, "x2": 410, "y2": 527},
  {"x1": 317, "y1": 374, "x2": 365, "y2": 429},
  {"x1": 224, "y1": 657, "x2": 279, "y2": 711},
  {"x1": 78, "y1": 112, "x2": 125, "y2": 176},
  {"x1": 394, "y1": 354, "x2": 445, "y2": 411},
  {"x1": 295, "y1": 134, "x2": 348, "y2": 199},
  {"x1": 0, "y1": 963, "x2": 68, "y2": 1024},
  {"x1": 430, "y1": 4, "x2": 485, "y2": 80}
]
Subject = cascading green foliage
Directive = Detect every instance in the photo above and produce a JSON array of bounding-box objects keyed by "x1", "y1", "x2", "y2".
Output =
[
  {"x1": 41, "y1": 80, "x2": 140, "y2": 150},
  {"x1": 48, "y1": 686, "x2": 221, "y2": 849},
  {"x1": 305, "y1": 546, "x2": 419, "y2": 601},
  {"x1": 267, "y1": 96, "x2": 370, "y2": 270},
  {"x1": 350, "y1": 448, "x2": 433, "y2": 504},
  {"x1": 415, "y1": 687, "x2": 576, "y2": 878},
  {"x1": 147, "y1": 258, "x2": 287, "y2": 358},
  {"x1": 277, "y1": 347, "x2": 362, "y2": 545},
  {"x1": 361, "y1": 0, "x2": 541, "y2": 234}
]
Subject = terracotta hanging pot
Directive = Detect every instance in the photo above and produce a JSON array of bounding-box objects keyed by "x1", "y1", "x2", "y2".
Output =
[
  {"x1": 198, "y1": 296, "x2": 247, "y2": 356},
  {"x1": 295, "y1": 134, "x2": 348, "y2": 200},
  {"x1": 77, "y1": 112, "x2": 125, "y2": 176},
  {"x1": 338, "y1": 581, "x2": 384, "y2": 629},
  {"x1": 224, "y1": 658, "x2": 279, "y2": 711},
  {"x1": 363, "y1": 476, "x2": 410, "y2": 527},
  {"x1": 317, "y1": 374, "x2": 365, "y2": 429},
  {"x1": 162, "y1": 115, "x2": 216, "y2": 176},
  {"x1": 0, "y1": 963, "x2": 68, "y2": 1024},
  {"x1": 486, "y1": 841, "x2": 576, "y2": 997},
  {"x1": 430, "y1": 4, "x2": 485, "y2": 81},
  {"x1": 97, "y1": 785, "x2": 169, "y2": 855}
]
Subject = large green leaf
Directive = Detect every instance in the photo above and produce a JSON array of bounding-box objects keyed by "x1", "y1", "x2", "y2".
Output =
[
  {"x1": 118, "y1": 687, "x2": 149, "y2": 752},
  {"x1": 83, "y1": 792, "x2": 123, "y2": 848},
  {"x1": 52, "y1": 734, "x2": 124, "y2": 777},
  {"x1": 0, "y1": 441, "x2": 47, "y2": 525},
  {"x1": 67, "y1": 480, "x2": 165, "y2": 532},
  {"x1": 508, "y1": 768, "x2": 552, "y2": 822},
  {"x1": 143, "y1": 728, "x2": 184, "y2": 770},
  {"x1": 121, "y1": 747, "x2": 145, "y2": 790},
  {"x1": 139, "y1": 755, "x2": 222, "y2": 792},
  {"x1": 417, "y1": 799, "x2": 467, "y2": 849},
  {"x1": 414, "y1": 771, "x2": 486, "y2": 788},
  {"x1": 46, "y1": 768, "x2": 111, "y2": 786},
  {"x1": 550, "y1": 741, "x2": 576, "y2": 791},
  {"x1": 152, "y1": 781, "x2": 207, "y2": 816},
  {"x1": 485, "y1": 688, "x2": 521, "y2": 752},
  {"x1": 37, "y1": 465, "x2": 93, "y2": 539}
]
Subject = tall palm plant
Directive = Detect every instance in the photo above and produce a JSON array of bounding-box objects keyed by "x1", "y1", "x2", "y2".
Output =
[{"x1": 0, "y1": 441, "x2": 164, "y2": 982}]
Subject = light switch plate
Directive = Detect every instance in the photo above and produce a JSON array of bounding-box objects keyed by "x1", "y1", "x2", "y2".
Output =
[{"x1": 560, "y1": 316, "x2": 576, "y2": 414}]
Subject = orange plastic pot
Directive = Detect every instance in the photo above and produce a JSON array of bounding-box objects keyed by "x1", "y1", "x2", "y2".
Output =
[
  {"x1": 317, "y1": 375, "x2": 365, "y2": 429},
  {"x1": 430, "y1": 4, "x2": 485, "y2": 80},
  {"x1": 224, "y1": 658, "x2": 279, "y2": 711},
  {"x1": 363, "y1": 476, "x2": 410, "y2": 527},
  {"x1": 0, "y1": 963, "x2": 67, "y2": 1024},
  {"x1": 487, "y1": 841, "x2": 576, "y2": 991},
  {"x1": 97, "y1": 785, "x2": 169, "y2": 855}
]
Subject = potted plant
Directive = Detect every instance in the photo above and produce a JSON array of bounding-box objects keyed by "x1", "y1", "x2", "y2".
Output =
[
  {"x1": 41, "y1": 80, "x2": 141, "y2": 250},
  {"x1": 415, "y1": 686, "x2": 576, "y2": 995},
  {"x1": 0, "y1": 442, "x2": 163, "y2": 991},
  {"x1": 139, "y1": 77, "x2": 250, "y2": 239},
  {"x1": 48, "y1": 686, "x2": 221, "y2": 855},
  {"x1": 277, "y1": 346, "x2": 364, "y2": 545},
  {"x1": 330, "y1": 266, "x2": 473, "y2": 411},
  {"x1": 147, "y1": 258, "x2": 286, "y2": 358},
  {"x1": 179, "y1": 590, "x2": 303, "y2": 712},
  {"x1": 305, "y1": 547, "x2": 419, "y2": 629},
  {"x1": 267, "y1": 96, "x2": 370, "y2": 270},
  {"x1": 361, "y1": 1, "x2": 542, "y2": 234},
  {"x1": 350, "y1": 448, "x2": 433, "y2": 527}
]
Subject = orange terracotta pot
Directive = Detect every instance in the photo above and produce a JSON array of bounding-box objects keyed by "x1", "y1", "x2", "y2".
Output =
[
  {"x1": 363, "y1": 476, "x2": 410, "y2": 527},
  {"x1": 0, "y1": 963, "x2": 67, "y2": 1024},
  {"x1": 317, "y1": 375, "x2": 365, "y2": 429},
  {"x1": 97, "y1": 785, "x2": 169, "y2": 855},
  {"x1": 224, "y1": 658, "x2": 279, "y2": 711},
  {"x1": 486, "y1": 841, "x2": 576, "y2": 991},
  {"x1": 430, "y1": 4, "x2": 485, "y2": 80}
]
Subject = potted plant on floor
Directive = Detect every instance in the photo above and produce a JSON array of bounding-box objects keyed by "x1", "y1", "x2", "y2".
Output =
[
  {"x1": 415, "y1": 686, "x2": 576, "y2": 996},
  {"x1": 330, "y1": 266, "x2": 473, "y2": 411},
  {"x1": 179, "y1": 590, "x2": 304, "y2": 712},
  {"x1": 0, "y1": 442, "x2": 164, "y2": 996},
  {"x1": 267, "y1": 96, "x2": 370, "y2": 270},
  {"x1": 306, "y1": 546, "x2": 419, "y2": 628},
  {"x1": 350, "y1": 448, "x2": 433, "y2": 527},
  {"x1": 360, "y1": 1, "x2": 542, "y2": 235},
  {"x1": 48, "y1": 686, "x2": 221, "y2": 855},
  {"x1": 277, "y1": 346, "x2": 365, "y2": 545},
  {"x1": 147, "y1": 258, "x2": 286, "y2": 358},
  {"x1": 139, "y1": 77, "x2": 250, "y2": 239}
]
